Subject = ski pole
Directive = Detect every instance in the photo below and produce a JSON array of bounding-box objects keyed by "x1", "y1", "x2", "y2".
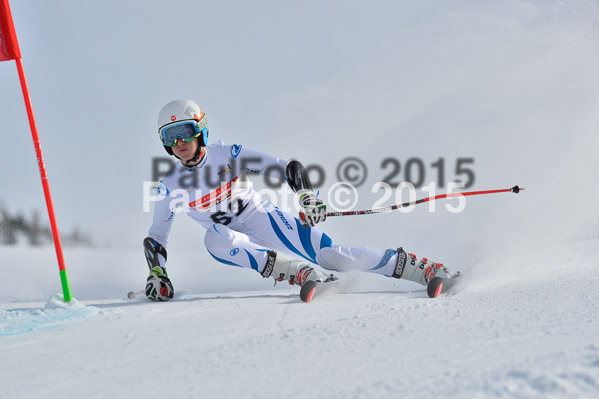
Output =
[
  {"x1": 327, "y1": 185, "x2": 524, "y2": 217},
  {"x1": 127, "y1": 290, "x2": 145, "y2": 299}
]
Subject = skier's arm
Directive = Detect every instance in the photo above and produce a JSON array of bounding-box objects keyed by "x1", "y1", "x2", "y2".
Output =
[
  {"x1": 227, "y1": 144, "x2": 288, "y2": 179},
  {"x1": 285, "y1": 160, "x2": 327, "y2": 227},
  {"x1": 228, "y1": 144, "x2": 326, "y2": 226},
  {"x1": 146, "y1": 182, "x2": 175, "y2": 253},
  {"x1": 144, "y1": 183, "x2": 175, "y2": 301}
]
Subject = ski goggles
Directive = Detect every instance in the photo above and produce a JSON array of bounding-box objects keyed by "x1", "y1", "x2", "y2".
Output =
[{"x1": 159, "y1": 120, "x2": 207, "y2": 146}]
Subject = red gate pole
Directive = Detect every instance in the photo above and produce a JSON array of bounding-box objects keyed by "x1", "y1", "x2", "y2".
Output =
[{"x1": 1, "y1": 0, "x2": 72, "y2": 302}]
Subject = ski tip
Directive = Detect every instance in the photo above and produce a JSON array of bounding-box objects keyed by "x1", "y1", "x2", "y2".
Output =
[
  {"x1": 427, "y1": 275, "x2": 463, "y2": 298},
  {"x1": 300, "y1": 280, "x2": 318, "y2": 303},
  {"x1": 433, "y1": 281, "x2": 444, "y2": 298},
  {"x1": 427, "y1": 277, "x2": 444, "y2": 298},
  {"x1": 306, "y1": 287, "x2": 317, "y2": 303}
]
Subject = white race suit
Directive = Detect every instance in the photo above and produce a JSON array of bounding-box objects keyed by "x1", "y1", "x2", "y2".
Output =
[{"x1": 147, "y1": 141, "x2": 400, "y2": 277}]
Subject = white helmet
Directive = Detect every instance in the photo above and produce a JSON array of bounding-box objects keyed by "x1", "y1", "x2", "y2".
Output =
[{"x1": 157, "y1": 99, "x2": 209, "y2": 155}]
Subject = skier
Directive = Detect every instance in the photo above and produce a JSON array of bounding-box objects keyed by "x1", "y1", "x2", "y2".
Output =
[{"x1": 144, "y1": 99, "x2": 457, "y2": 301}]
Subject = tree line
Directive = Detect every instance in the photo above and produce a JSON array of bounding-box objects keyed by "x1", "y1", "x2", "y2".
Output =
[{"x1": 0, "y1": 203, "x2": 93, "y2": 247}]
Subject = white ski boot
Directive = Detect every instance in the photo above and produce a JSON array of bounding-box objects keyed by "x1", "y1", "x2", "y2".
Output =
[
  {"x1": 261, "y1": 251, "x2": 331, "y2": 286},
  {"x1": 391, "y1": 247, "x2": 458, "y2": 286}
]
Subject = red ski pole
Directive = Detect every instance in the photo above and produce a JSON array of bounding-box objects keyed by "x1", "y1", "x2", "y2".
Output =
[{"x1": 327, "y1": 185, "x2": 524, "y2": 217}]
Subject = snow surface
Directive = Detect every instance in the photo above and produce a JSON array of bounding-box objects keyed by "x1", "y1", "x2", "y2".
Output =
[{"x1": 1, "y1": 242, "x2": 599, "y2": 399}]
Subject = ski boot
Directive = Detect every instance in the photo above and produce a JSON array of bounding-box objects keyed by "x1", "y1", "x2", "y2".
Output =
[
  {"x1": 391, "y1": 247, "x2": 459, "y2": 286},
  {"x1": 261, "y1": 251, "x2": 334, "y2": 286}
]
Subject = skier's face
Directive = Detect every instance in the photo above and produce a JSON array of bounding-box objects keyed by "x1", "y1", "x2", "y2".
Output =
[{"x1": 172, "y1": 137, "x2": 200, "y2": 163}]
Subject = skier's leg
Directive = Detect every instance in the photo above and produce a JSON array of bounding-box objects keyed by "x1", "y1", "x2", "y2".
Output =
[
  {"x1": 204, "y1": 223, "x2": 329, "y2": 286},
  {"x1": 204, "y1": 223, "x2": 270, "y2": 273},
  {"x1": 318, "y1": 245, "x2": 456, "y2": 285},
  {"x1": 236, "y1": 201, "x2": 456, "y2": 286}
]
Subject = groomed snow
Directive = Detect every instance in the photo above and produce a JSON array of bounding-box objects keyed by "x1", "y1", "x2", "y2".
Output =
[{"x1": 1, "y1": 243, "x2": 598, "y2": 399}]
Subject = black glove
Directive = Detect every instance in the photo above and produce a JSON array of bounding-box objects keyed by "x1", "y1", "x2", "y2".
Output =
[
  {"x1": 298, "y1": 190, "x2": 327, "y2": 227},
  {"x1": 145, "y1": 266, "x2": 174, "y2": 301}
]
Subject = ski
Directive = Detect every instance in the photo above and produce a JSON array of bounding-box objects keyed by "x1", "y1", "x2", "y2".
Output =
[
  {"x1": 300, "y1": 277, "x2": 341, "y2": 303},
  {"x1": 427, "y1": 275, "x2": 463, "y2": 298}
]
